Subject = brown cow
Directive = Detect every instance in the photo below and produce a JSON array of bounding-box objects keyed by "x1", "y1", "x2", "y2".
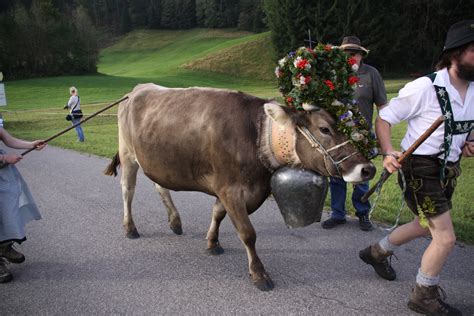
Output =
[{"x1": 105, "y1": 83, "x2": 375, "y2": 291}]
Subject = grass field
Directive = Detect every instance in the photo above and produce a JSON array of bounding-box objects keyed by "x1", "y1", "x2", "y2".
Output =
[{"x1": 1, "y1": 29, "x2": 472, "y2": 244}]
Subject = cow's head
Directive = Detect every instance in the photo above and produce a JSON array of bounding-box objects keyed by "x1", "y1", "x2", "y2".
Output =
[{"x1": 262, "y1": 102, "x2": 375, "y2": 183}]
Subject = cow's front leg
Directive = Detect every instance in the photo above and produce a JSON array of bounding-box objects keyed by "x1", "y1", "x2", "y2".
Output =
[
  {"x1": 120, "y1": 155, "x2": 140, "y2": 239},
  {"x1": 155, "y1": 184, "x2": 182, "y2": 235},
  {"x1": 206, "y1": 199, "x2": 226, "y2": 255},
  {"x1": 219, "y1": 187, "x2": 274, "y2": 291}
]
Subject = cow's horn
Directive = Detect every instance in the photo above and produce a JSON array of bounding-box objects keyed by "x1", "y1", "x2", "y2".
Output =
[{"x1": 302, "y1": 103, "x2": 320, "y2": 111}]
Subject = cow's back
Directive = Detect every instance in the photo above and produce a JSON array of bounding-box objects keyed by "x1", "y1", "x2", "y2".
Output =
[{"x1": 118, "y1": 84, "x2": 271, "y2": 196}]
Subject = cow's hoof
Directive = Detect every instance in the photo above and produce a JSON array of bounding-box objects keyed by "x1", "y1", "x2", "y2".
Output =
[
  {"x1": 207, "y1": 243, "x2": 224, "y2": 255},
  {"x1": 126, "y1": 229, "x2": 140, "y2": 239},
  {"x1": 252, "y1": 275, "x2": 274, "y2": 291},
  {"x1": 170, "y1": 225, "x2": 183, "y2": 235}
]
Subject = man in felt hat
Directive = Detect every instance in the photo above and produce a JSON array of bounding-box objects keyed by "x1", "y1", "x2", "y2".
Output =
[
  {"x1": 322, "y1": 36, "x2": 387, "y2": 231},
  {"x1": 359, "y1": 20, "x2": 474, "y2": 315}
]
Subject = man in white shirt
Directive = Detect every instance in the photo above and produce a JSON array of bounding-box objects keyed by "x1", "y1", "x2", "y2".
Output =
[{"x1": 359, "y1": 20, "x2": 474, "y2": 315}]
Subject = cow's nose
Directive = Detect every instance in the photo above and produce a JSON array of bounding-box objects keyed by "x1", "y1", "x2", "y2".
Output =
[{"x1": 361, "y1": 164, "x2": 376, "y2": 181}]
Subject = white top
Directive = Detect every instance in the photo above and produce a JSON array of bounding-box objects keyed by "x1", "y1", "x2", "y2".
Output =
[
  {"x1": 67, "y1": 95, "x2": 81, "y2": 111},
  {"x1": 379, "y1": 68, "x2": 474, "y2": 162}
]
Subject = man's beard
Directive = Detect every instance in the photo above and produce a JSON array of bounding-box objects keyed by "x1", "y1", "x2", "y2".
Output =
[{"x1": 456, "y1": 61, "x2": 474, "y2": 82}]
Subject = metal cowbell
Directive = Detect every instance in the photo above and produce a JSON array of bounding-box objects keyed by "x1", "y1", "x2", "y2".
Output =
[{"x1": 271, "y1": 167, "x2": 328, "y2": 228}]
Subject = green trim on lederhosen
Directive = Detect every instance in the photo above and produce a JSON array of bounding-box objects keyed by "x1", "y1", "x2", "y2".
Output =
[{"x1": 426, "y1": 73, "x2": 474, "y2": 179}]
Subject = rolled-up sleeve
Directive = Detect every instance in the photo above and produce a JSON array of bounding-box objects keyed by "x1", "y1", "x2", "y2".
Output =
[{"x1": 379, "y1": 77, "x2": 432, "y2": 125}]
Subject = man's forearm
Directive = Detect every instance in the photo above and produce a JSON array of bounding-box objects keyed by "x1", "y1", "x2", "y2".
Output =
[{"x1": 375, "y1": 116, "x2": 395, "y2": 154}]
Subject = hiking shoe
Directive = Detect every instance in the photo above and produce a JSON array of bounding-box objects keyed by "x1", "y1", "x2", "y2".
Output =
[
  {"x1": 359, "y1": 243, "x2": 396, "y2": 281},
  {"x1": 321, "y1": 217, "x2": 347, "y2": 229},
  {"x1": 0, "y1": 241, "x2": 25, "y2": 264},
  {"x1": 0, "y1": 258, "x2": 13, "y2": 283},
  {"x1": 358, "y1": 215, "x2": 373, "y2": 231},
  {"x1": 407, "y1": 284, "x2": 462, "y2": 315}
]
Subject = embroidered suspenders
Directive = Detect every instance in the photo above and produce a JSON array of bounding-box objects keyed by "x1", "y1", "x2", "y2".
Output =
[{"x1": 426, "y1": 73, "x2": 474, "y2": 178}]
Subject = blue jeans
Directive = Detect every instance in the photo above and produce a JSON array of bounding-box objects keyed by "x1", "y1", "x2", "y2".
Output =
[
  {"x1": 329, "y1": 177, "x2": 370, "y2": 220},
  {"x1": 71, "y1": 118, "x2": 85, "y2": 142}
]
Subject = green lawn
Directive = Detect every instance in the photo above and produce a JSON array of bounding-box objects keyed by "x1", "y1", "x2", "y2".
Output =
[{"x1": 1, "y1": 28, "x2": 473, "y2": 244}]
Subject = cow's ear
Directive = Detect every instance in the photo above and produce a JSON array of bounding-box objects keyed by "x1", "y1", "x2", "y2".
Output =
[{"x1": 264, "y1": 103, "x2": 291, "y2": 125}]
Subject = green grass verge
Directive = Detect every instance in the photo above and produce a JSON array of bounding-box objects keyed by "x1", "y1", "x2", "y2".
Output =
[{"x1": 1, "y1": 28, "x2": 472, "y2": 244}]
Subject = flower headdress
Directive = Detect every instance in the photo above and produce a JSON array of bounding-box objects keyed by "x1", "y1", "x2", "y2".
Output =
[{"x1": 275, "y1": 44, "x2": 377, "y2": 159}]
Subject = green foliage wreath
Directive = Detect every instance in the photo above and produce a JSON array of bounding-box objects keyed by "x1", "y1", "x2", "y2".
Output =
[{"x1": 275, "y1": 44, "x2": 378, "y2": 159}]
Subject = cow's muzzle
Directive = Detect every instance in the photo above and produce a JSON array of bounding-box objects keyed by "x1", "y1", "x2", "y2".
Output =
[{"x1": 342, "y1": 162, "x2": 376, "y2": 183}]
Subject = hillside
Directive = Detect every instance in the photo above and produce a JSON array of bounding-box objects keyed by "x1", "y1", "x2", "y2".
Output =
[
  {"x1": 4, "y1": 29, "x2": 280, "y2": 110},
  {"x1": 182, "y1": 32, "x2": 277, "y2": 81},
  {"x1": 99, "y1": 29, "x2": 278, "y2": 83}
]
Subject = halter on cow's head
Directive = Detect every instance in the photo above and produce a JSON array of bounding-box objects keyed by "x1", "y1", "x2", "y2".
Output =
[
  {"x1": 263, "y1": 44, "x2": 377, "y2": 182},
  {"x1": 261, "y1": 103, "x2": 375, "y2": 183}
]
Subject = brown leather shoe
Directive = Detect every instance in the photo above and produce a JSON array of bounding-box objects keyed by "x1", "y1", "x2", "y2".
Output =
[
  {"x1": 359, "y1": 243, "x2": 396, "y2": 281},
  {"x1": 407, "y1": 284, "x2": 462, "y2": 315},
  {"x1": 0, "y1": 241, "x2": 25, "y2": 264},
  {"x1": 0, "y1": 258, "x2": 13, "y2": 283}
]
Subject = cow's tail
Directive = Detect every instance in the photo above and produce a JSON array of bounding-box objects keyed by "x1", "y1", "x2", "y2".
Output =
[{"x1": 104, "y1": 152, "x2": 120, "y2": 177}]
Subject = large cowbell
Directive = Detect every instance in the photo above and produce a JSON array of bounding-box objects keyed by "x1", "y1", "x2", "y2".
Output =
[{"x1": 270, "y1": 167, "x2": 328, "y2": 228}]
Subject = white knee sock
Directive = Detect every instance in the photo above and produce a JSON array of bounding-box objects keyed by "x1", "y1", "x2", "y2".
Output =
[
  {"x1": 378, "y1": 235, "x2": 397, "y2": 253},
  {"x1": 416, "y1": 268, "x2": 440, "y2": 287}
]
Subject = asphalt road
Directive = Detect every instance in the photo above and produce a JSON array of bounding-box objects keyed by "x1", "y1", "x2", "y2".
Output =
[{"x1": 1, "y1": 144, "x2": 473, "y2": 315}]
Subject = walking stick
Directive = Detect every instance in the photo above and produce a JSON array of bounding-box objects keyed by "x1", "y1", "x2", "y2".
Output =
[
  {"x1": 361, "y1": 115, "x2": 445, "y2": 203},
  {"x1": 21, "y1": 96, "x2": 129, "y2": 156}
]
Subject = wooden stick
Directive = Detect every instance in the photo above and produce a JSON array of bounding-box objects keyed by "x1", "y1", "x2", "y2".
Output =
[
  {"x1": 361, "y1": 115, "x2": 445, "y2": 202},
  {"x1": 21, "y1": 96, "x2": 129, "y2": 156}
]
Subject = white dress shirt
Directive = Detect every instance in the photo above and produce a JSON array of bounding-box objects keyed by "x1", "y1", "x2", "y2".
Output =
[{"x1": 379, "y1": 68, "x2": 474, "y2": 162}]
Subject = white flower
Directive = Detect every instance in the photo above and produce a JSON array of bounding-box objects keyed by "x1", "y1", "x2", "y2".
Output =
[
  {"x1": 278, "y1": 57, "x2": 287, "y2": 67},
  {"x1": 305, "y1": 63, "x2": 311, "y2": 71},
  {"x1": 351, "y1": 132, "x2": 364, "y2": 141},
  {"x1": 292, "y1": 77, "x2": 301, "y2": 88},
  {"x1": 275, "y1": 66, "x2": 281, "y2": 78},
  {"x1": 331, "y1": 100, "x2": 343, "y2": 106},
  {"x1": 352, "y1": 64, "x2": 359, "y2": 72},
  {"x1": 299, "y1": 75, "x2": 307, "y2": 85}
]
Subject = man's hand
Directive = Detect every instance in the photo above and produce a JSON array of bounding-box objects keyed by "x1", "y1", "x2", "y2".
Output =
[
  {"x1": 32, "y1": 140, "x2": 47, "y2": 150},
  {"x1": 382, "y1": 151, "x2": 403, "y2": 173},
  {"x1": 462, "y1": 140, "x2": 474, "y2": 157},
  {"x1": 4, "y1": 153, "x2": 22, "y2": 165}
]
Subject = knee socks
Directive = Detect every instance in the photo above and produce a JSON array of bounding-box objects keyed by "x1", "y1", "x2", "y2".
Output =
[
  {"x1": 378, "y1": 235, "x2": 397, "y2": 253},
  {"x1": 416, "y1": 268, "x2": 440, "y2": 286}
]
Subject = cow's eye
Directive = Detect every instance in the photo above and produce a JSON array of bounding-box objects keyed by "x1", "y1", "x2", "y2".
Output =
[{"x1": 319, "y1": 127, "x2": 331, "y2": 135}]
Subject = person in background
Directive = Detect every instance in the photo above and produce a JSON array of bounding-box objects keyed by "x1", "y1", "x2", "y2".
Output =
[
  {"x1": 64, "y1": 86, "x2": 85, "y2": 142},
  {"x1": 322, "y1": 36, "x2": 387, "y2": 231},
  {"x1": 359, "y1": 20, "x2": 473, "y2": 315},
  {"x1": 0, "y1": 116, "x2": 46, "y2": 283}
]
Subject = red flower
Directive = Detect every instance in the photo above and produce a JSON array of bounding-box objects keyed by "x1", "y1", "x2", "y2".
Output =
[
  {"x1": 287, "y1": 97, "x2": 294, "y2": 104},
  {"x1": 348, "y1": 76, "x2": 359, "y2": 85},
  {"x1": 324, "y1": 80, "x2": 335, "y2": 90},
  {"x1": 308, "y1": 48, "x2": 317, "y2": 57},
  {"x1": 347, "y1": 57, "x2": 357, "y2": 66},
  {"x1": 324, "y1": 45, "x2": 332, "y2": 52},
  {"x1": 304, "y1": 76, "x2": 311, "y2": 84},
  {"x1": 296, "y1": 58, "x2": 310, "y2": 69}
]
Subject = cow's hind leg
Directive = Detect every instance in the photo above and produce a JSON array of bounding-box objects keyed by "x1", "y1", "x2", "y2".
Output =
[
  {"x1": 155, "y1": 184, "x2": 183, "y2": 235},
  {"x1": 120, "y1": 154, "x2": 140, "y2": 239},
  {"x1": 206, "y1": 199, "x2": 226, "y2": 255},
  {"x1": 219, "y1": 188, "x2": 274, "y2": 291}
]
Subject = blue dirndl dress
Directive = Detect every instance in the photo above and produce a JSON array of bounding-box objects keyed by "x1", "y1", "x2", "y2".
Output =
[{"x1": 0, "y1": 149, "x2": 41, "y2": 242}]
